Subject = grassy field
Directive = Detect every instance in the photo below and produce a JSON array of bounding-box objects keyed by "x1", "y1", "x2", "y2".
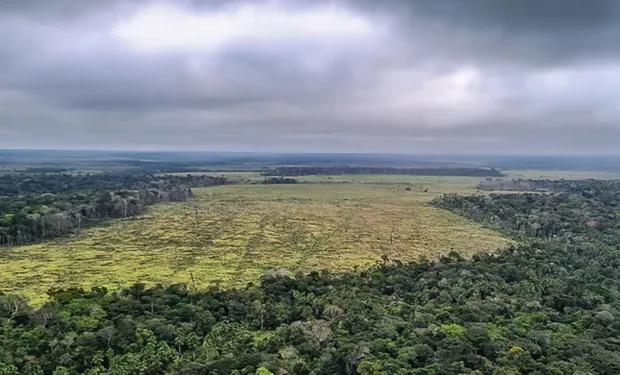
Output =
[{"x1": 0, "y1": 178, "x2": 514, "y2": 303}]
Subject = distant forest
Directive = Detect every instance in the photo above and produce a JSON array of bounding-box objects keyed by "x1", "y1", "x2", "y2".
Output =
[
  {"x1": 3, "y1": 179, "x2": 620, "y2": 374},
  {"x1": 0, "y1": 173, "x2": 226, "y2": 246},
  {"x1": 3, "y1": 150, "x2": 620, "y2": 172},
  {"x1": 263, "y1": 167, "x2": 504, "y2": 177}
]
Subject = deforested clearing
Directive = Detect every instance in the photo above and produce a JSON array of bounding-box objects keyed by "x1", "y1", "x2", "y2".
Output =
[{"x1": 0, "y1": 181, "x2": 513, "y2": 303}]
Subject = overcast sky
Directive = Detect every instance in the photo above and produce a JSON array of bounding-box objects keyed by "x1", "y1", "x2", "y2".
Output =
[{"x1": 1, "y1": 0, "x2": 619, "y2": 154}]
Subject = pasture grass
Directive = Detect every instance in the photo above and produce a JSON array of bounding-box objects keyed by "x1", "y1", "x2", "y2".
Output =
[{"x1": 0, "y1": 179, "x2": 513, "y2": 304}]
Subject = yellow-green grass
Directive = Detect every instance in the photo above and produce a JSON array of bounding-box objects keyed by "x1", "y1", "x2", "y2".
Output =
[{"x1": 0, "y1": 182, "x2": 513, "y2": 304}]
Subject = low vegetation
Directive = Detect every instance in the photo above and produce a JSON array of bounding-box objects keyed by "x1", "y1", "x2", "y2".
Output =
[{"x1": 0, "y1": 182, "x2": 511, "y2": 303}]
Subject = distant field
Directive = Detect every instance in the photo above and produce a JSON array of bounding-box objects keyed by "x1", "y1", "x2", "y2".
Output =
[
  {"x1": 0, "y1": 179, "x2": 512, "y2": 303},
  {"x1": 164, "y1": 169, "x2": 620, "y2": 182},
  {"x1": 503, "y1": 169, "x2": 620, "y2": 180},
  {"x1": 163, "y1": 171, "x2": 488, "y2": 189},
  {"x1": 294, "y1": 174, "x2": 487, "y2": 190}
]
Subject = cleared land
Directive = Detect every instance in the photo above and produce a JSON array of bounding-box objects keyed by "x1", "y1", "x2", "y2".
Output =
[{"x1": 0, "y1": 178, "x2": 513, "y2": 303}]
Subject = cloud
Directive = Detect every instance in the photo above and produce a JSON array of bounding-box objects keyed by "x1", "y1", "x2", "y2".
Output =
[
  {"x1": 112, "y1": 2, "x2": 374, "y2": 52},
  {"x1": 0, "y1": 0, "x2": 620, "y2": 153}
]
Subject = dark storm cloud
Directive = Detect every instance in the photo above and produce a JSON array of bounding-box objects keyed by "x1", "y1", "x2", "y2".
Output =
[
  {"x1": 1, "y1": 0, "x2": 620, "y2": 153},
  {"x1": 372, "y1": 0, "x2": 620, "y2": 67}
]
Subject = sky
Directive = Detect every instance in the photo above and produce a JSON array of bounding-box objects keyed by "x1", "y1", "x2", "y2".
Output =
[{"x1": 1, "y1": 0, "x2": 619, "y2": 154}]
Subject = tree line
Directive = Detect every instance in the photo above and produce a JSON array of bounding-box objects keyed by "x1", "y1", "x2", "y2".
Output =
[
  {"x1": 2, "y1": 179, "x2": 620, "y2": 373},
  {"x1": 0, "y1": 173, "x2": 226, "y2": 246},
  {"x1": 260, "y1": 178, "x2": 298, "y2": 185}
]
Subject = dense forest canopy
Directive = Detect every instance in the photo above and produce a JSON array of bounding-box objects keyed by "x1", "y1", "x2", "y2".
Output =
[
  {"x1": 2, "y1": 179, "x2": 620, "y2": 373},
  {"x1": 0, "y1": 173, "x2": 226, "y2": 245},
  {"x1": 439, "y1": 179, "x2": 620, "y2": 241},
  {"x1": 0, "y1": 173, "x2": 226, "y2": 197}
]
